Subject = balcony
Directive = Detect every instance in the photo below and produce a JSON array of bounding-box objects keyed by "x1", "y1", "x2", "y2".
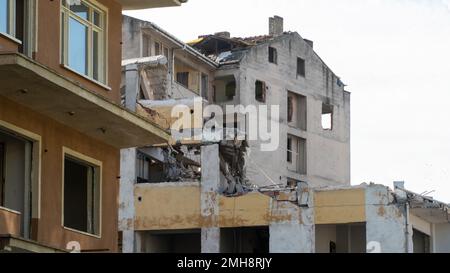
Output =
[{"x1": 0, "y1": 53, "x2": 170, "y2": 148}]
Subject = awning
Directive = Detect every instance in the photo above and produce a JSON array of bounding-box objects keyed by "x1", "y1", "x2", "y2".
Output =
[{"x1": 0, "y1": 53, "x2": 170, "y2": 148}]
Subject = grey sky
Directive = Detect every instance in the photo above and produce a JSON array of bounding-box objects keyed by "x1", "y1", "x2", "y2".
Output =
[{"x1": 125, "y1": 0, "x2": 450, "y2": 201}]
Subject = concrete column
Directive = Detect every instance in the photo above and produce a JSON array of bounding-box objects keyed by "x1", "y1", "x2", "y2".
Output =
[
  {"x1": 124, "y1": 64, "x2": 139, "y2": 112},
  {"x1": 431, "y1": 223, "x2": 450, "y2": 253},
  {"x1": 365, "y1": 185, "x2": 411, "y2": 253},
  {"x1": 269, "y1": 189, "x2": 315, "y2": 253},
  {"x1": 200, "y1": 144, "x2": 221, "y2": 253},
  {"x1": 119, "y1": 148, "x2": 137, "y2": 253}
]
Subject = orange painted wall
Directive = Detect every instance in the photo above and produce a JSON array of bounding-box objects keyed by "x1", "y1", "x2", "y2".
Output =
[
  {"x1": 0, "y1": 97, "x2": 119, "y2": 252},
  {"x1": 0, "y1": 35, "x2": 19, "y2": 52},
  {"x1": 35, "y1": 0, "x2": 123, "y2": 103}
]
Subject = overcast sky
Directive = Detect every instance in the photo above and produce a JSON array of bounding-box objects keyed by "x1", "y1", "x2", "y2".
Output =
[{"x1": 125, "y1": 0, "x2": 450, "y2": 201}]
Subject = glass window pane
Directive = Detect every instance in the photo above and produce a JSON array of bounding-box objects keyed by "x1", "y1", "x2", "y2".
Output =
[
  {"x1": 93, "y1": 31, "x2": 99, "y2": 81},
  {"x1": 69, "y1": 2, "x2": 89, "y2": 21},
  {"x1": 93, "y1": 10, "x2": 101, "y2": 27},
  {"x1": 68, "y1": 17, "x2": 88, "y2": 76},
  {"x1": 0, "y1": 0, "x2": 9, "y2": 34}
]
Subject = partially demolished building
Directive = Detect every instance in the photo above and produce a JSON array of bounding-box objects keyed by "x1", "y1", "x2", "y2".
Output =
[{"x1": 118, "y1": 15, "x2": 450, "y2": 253}]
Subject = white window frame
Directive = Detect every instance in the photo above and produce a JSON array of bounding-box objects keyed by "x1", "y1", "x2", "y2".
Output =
[
  {"x1": 62, "y1": 147, "x2": 102, "y2": 238},
  {"x1": 60, "y1": 0, "x2": 108, "y2": 85},
  {"x1": 0, "y1": 0, "x2": 16, "y2": 37}
]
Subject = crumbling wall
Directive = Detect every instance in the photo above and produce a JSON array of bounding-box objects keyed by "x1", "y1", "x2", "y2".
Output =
[
  {"x1": 269, "y1": 187, "x2": 315, "y2": 253},
  {"x1": 365, "y1": 184, "x2": 411, "y2": 253}
]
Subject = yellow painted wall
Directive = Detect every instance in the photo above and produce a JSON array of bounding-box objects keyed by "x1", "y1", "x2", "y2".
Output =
[
  {"x1": 315, "y1": 189, "x2": 366, "y2": 225},
  {"x1": 134, "y1": 184, "x2": 201, "y2": 231},
  {"x1": 135, "y1": 185, "x2": 369, "y2": 231},
  {"x1": 134, "y1": 186, "x2": 272, "y2": 230},
  {"x1": 219, "y1": 193, "x2": 272, "y2": 228}
]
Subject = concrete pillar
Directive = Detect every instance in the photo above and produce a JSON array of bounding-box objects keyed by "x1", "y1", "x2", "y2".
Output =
[
  {"x1": 119, "y1": 148, "x2": 137, "y2": 253},
  {"x1": 269, "y1": 189, "x2": 315, "y2": 253},
  {"x1": 124, "y1": 64, "x2": 139, "y2": 112},
  {"x1": 200, "y1": 144, "x2": 221, "y2": 253},
  {"x1": 432, "y1": 223, "x2": 450, "y2": 253},
  {"x1": 365, "y1": 185, "x2": 412, "y2": 253}
]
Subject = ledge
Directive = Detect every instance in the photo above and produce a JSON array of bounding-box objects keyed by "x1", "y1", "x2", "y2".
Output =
[{"x1": 0, "y1": 53, "x2": 170, "y2": 148}]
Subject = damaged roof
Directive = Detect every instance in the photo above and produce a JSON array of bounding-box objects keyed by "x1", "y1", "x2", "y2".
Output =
[{"x1": 188, "y1": 33, "x2": 293, "y2": 65}]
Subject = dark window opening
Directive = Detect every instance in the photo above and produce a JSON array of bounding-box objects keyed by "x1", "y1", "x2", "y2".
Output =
[
  {"x1": 255, "y1": 80, "x2": 266, "y2": 103},
  {"x1": 164, "y1": 47, "x2": 169, "y2": 59},
  {"x1": 176, "y1": 72, "x2": 189, "y2": 88},
  {"x1": 154, "y1": 41, "x2": 161, "y2": 56},
  {"x1": 137, "y1": 152, "x2": 165, "y2": 183},
  {"x1": 0, "y1": 143, "x2": 4, "y2": 207},
  {"x1": 225, "y1": 81, "x2": 236, "y2": 100},
  {"x1": 297, "y1": 57, "x2": 306, "y2": 77},
  {"x1": 269, "y1": 47, "x2": 277, "y2": 64},
  {"x1": 0, "y1": 128, "x2": 33, "y2": 238},
  {"x1": 413, "y1": 229, "x2": 431, "y2": 253},
  {"x1": 64, "y1": 155, "x2": 100, "y2": 235},
  {"x1": 220, "y1": 227, "x2": 269, "y2": 253}
]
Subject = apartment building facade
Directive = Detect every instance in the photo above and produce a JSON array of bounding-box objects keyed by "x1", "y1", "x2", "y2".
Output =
[
  {"x1": 190, "y1": 16, "x2": 351, "y2": 189},
  {"x1": 0, "y1": 0, "x2": 182, "y2": 253}
]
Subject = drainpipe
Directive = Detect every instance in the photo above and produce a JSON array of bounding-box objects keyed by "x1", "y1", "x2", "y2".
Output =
[{"x1": 405, "y1": 201, "x2": 412, "y2": 253}]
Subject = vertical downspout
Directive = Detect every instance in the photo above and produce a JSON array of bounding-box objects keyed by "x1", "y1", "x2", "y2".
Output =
[{"x1": 405, "y1": 201, "x2": 411, "y2": 253}]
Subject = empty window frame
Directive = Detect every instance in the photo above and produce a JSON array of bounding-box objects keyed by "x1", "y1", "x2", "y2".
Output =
[
  {"x1": 201, "y1": 73, "x2": 209, "y2": 100},
  {"x1": 0, "y1": 0, "x2": 15, "y2": 36},
  {"x1": 255, "y1": 80, "x2": 266, "y2": 103},
  {"x1": 287, "y1": 137, "x2": 293, "y2": 163},
  {"x1": 0, "y1": 124, "x2": 41, "y2": 240},
  {"x1": 287, "y1": 135, "x2": 306, "y2": 175},
  {"x1": 63, "y1": 149, "x2": 101, "y2": 236},
  {"x1": 136, "y1": 152, "x2": 165, "y2": 184},
  {"x1": 288, "y1": 92, "x2": 307, "y2": 130},
  {"x1": 322, "y1": 103, "x2": 333, "y2": 130},
  {"x1": 268, "y1": 46, "x2": 277, "y2": 64},
  {"x1": 154, "y1": 41, "x2": 161, "y2": 56},
  {"x1": 297, "y1": 57, "x2": 306, "y2": 77},
  {"x1": 60, "y1": 0, "x2": 107, "y2": 83},
  {"x1": 163, "y1": 46, "x2": 169, "y2": 59}
]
